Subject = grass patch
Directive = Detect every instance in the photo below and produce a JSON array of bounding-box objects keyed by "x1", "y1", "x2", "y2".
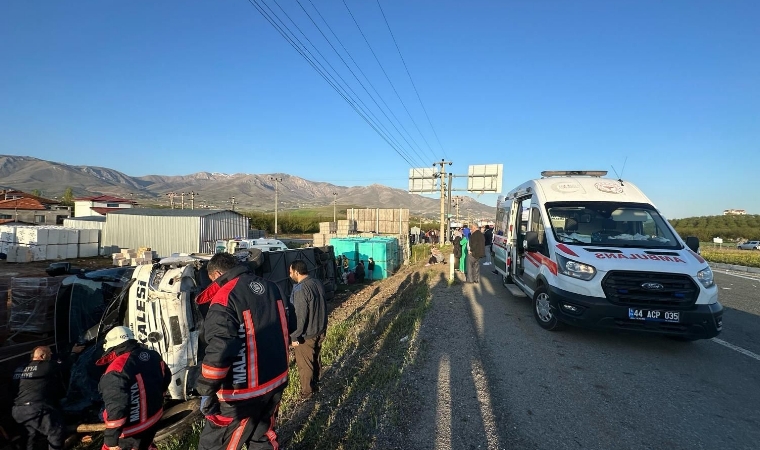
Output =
[{"x1": 285, "y1": 272, "x2": 432, "y2": 450}]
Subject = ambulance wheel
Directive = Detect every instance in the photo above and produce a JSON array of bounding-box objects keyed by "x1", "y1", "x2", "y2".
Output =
[{"x1": 533, "y1": 286, "x2": 563, "y2": 331}]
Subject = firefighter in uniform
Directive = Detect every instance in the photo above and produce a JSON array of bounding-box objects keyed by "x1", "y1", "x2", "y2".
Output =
[
  {"x1": 11, "y1": 345, "x2": 82, "y2": 450},
  {"x1": 97, "y1": 326, "x2": 171, "y2": 450},
  {"x1": 196, "y1": 253, "x2": 291, "y2": 450}
]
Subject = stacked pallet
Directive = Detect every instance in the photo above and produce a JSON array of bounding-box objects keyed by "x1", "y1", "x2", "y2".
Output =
[
  {"x1": 9, "y1": 277, "x2": 63, "y2": 334},
  {"x1": 0, "y1": 226, "x2": 100, "y2": 262},
  {"x1": 312, "y1": 233, "x2": 331, "y2": 247},
  {"x1": 348, "y1": 208, "x2": 410, "y2": 235},
  {"x1": 112, "y1": 247, "x2": 157, "y2": 267},
  {"x1": 337, "y1": 220, "x2": 357, "y2": 235},
  {"x1": 319, "y1": 222, "x2": 337, "y2": 234}
]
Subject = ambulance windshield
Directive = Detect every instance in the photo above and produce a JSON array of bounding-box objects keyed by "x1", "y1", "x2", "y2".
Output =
[{"x1": 546, "y1": 202, "x2": 680, "y2": 249}]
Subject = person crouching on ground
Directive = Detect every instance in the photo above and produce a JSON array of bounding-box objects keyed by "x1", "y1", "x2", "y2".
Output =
[
  {"x1": 355, "y1": 260, "x2": 366, "y2": 282},
  {"x1": 97, "y1": 326, "x2": 171, "y2": 450},
  {"x1": 288, "y1": 260, "x2": 328, "y2": 399}
]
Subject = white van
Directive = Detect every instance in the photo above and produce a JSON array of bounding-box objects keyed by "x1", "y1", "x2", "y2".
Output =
[
  {"x1": 215, "y1": 238, "x2": 289, "y2": 255},
  {"x1": 492, "y1": 170, "x2": 722, "y2": 340}
]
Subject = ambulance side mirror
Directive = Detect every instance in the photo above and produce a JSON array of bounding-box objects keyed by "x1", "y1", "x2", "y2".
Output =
[
  {"x1": 685, "y1": 236, "x2": 700, "y2": 253},
  {"x1": 525, "y1": 231, "x2": 541, "y2": 252}
]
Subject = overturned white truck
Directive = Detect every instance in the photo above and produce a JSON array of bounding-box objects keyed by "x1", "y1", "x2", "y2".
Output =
[{"x1": 56, "y1": 245, "x2": 337, "y2": 441}]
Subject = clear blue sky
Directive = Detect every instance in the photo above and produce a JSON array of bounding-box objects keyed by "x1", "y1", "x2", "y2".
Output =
[{"x1": 1, "y1": 0, "x2": 757, "y2": 219}]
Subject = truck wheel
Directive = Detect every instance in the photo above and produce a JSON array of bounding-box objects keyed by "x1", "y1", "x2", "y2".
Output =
[
  {"x1": 153, "y1": 399, "x2": 203, "y2": 443},
  {"x1": 533, "y1": 286, "x2": 563, "y2": 331}
]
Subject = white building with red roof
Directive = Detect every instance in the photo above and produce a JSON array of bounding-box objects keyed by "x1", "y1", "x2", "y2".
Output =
[{"x1": 74, "y1": 195, "x2": 137, "y2": 217}]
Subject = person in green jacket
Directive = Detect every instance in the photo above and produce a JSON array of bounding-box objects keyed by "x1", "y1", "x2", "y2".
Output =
[{"x1": 459, "y1": 234, "x2": 468, "y2": 273}]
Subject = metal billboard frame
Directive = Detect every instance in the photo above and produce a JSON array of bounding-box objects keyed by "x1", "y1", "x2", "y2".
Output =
[
  {"x1": 408, "y1": 168, "x2": 438, "y2": 193},
  {"x1": 466, "y1": 164, "x2": 503, "y2": 193}
]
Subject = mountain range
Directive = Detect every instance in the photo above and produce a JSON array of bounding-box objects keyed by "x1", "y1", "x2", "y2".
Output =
[{"x1": 0, "y1": 155, "x2": 495, "y2": 219}]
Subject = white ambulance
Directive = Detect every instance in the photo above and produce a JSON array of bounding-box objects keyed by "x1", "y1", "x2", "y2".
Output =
[{"x1": 492, "y1": 170, "x2": 722, "y2": 340}]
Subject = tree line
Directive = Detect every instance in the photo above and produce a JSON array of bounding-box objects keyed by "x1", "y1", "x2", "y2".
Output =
[
  {"x1": 670, "y1": 214, "x2": 760, "y2": 242},
  {"x1": 240, "y1": 211, "x2": 443, "y2": 235},
  {"x1": 242, "y1": 211, "x2": 334, "y2": 234}
]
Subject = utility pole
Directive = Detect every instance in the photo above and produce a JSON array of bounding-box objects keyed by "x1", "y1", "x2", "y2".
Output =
[
  {"x1": 188, "y1": 191, "x2": 198, "y2": 210},
  {"x1": 269, "y1": 176, "x2": 283, "y2": 237},
  {"x1": 447, "y1": 173, "x2": 453, "y2": 244},
  {"x1": 180, "y1": 192, "x2": 187, "y2": 210},
  {"x1": 167, "y1": 192, "x2": 176, "y2": 209},
  {"x1": 229, "y1": 196, "x2": 237, "y2": 212},
  {"x1": 453, "y1": 196, "x2": 464, "y2": 223},
  {"x1": 433, "y1": 159, "x2": 452, "y2": 247},
  {"x1": 332, "y1": 192, "x2": 338, "y2": 222}
]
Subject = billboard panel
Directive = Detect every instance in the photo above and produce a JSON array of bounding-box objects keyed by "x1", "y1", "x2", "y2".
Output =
[
  {"x1": 467, "y1": 164, "x2": 503, "y2": 193},
  {"x1": 408, "y1": 168, "x2": 438, "y2": 193}
]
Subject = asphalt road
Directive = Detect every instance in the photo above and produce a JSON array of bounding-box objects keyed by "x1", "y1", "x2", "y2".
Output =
[{"x1": 432, "y1": 267, "x2": 760, "y2": 450}]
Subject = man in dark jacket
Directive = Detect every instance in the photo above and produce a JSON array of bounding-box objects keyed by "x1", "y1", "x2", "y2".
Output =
[
  {"x1": 467, "y1": 224, "x2": 486, "y2": 283},
  {"x1": 196, "y1": 253, "x2": 291, "y2": 450},
  {"x1": 97, "y1": 326, "x2": 171, "y2": 450},
  {"x1": 11, "y1": 345, "x2": 82, "y2": 450},
  {"x1": 288, "y1": 260, "x2": 328, "y2": 399}
]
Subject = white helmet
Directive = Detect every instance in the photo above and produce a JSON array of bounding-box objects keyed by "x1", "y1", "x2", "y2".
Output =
[{"x1": 103, "y1": 326, "x2": 135, "y2": 351}]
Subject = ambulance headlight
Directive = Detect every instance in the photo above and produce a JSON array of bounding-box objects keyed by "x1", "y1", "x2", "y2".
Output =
[
  {"x1": 556, "y1": 254, "x2": 596, "y2": 281},
  {"x1": 697, "y1": 266, "x2": 714, "y2": 288}
]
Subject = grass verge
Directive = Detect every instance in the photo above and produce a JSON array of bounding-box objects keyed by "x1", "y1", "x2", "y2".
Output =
[{"x1": 282, "y1": 271, "x2": 432, "y2": 449}]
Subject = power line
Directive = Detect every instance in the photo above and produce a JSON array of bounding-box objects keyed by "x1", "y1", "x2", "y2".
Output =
[
  {"x1": 341, "y1": 0, "x2": 438, "y2": 162},
  {"x1": 246, "y1": 0, "x2": 418, "y2": 168},
  {"x1": 376, "y1": 0, "x2": 448, "y2": 159},
  {"x1": 307, "y1": 0, "x2": 434, "y2": 164},
  {"x1": 288, "y1": 0, "x2": 430, "y2": 168},
  {"x1": 264, "y1": 0, "x2": 415, "y2": 165},
  {"x1": 249, "y1": 0, "x2": 417, "y2": 167}
]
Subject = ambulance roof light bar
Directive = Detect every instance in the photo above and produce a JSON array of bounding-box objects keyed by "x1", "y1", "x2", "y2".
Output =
[{"x1": 540, "y1": 170, "x2": 608, "y2": 178}]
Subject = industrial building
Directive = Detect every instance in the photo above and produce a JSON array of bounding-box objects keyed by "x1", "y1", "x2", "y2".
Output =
[{"x1": 101, "y1": 209, "x2": 248, "y2": 257}]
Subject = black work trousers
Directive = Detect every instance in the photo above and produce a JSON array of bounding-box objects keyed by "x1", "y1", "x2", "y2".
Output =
[
  {"x1": 115, "y1": 430, "x2": 158, "y2": 450},
  {"x1": 12, "y1": 404, "x2": 65, "y2": 450},
  {"x1": 294, "y1": 334, "x2": 324, "y2": 397},
  {"x1": 197, "y1": 389, "x2": 283, "y2": 450}
]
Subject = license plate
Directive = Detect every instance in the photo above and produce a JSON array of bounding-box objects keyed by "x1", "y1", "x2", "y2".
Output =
[{"x1": 628, "y1": 308, "x2": 680, "y2": 323}]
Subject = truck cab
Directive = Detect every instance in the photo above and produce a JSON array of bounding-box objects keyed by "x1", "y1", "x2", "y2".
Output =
[{"x1": 493, "y1": 170, "x2": 722, "y2": 340}]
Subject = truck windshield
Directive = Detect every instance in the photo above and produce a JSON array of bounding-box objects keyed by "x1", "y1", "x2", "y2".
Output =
[{"x1": 546, "y1": 201, "x2": 680, "y2": 250}]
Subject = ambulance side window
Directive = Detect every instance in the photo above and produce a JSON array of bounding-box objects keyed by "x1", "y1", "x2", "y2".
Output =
[
  {"x1": 530, "y1": 207, "x2": 549, "y2": 257},
  {"x1": 496, "y1": 208, "x2": 507, "y2": 236}
]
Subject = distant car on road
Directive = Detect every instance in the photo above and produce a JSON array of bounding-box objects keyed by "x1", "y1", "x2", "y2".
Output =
[{"x1": 737, "y1": 240, "x2": 760, "y2": 250}]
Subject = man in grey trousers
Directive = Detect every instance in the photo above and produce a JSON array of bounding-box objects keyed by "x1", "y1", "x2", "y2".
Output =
[{"x1": 288, "y1": 260, "x2": 328, "y2": 399}]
